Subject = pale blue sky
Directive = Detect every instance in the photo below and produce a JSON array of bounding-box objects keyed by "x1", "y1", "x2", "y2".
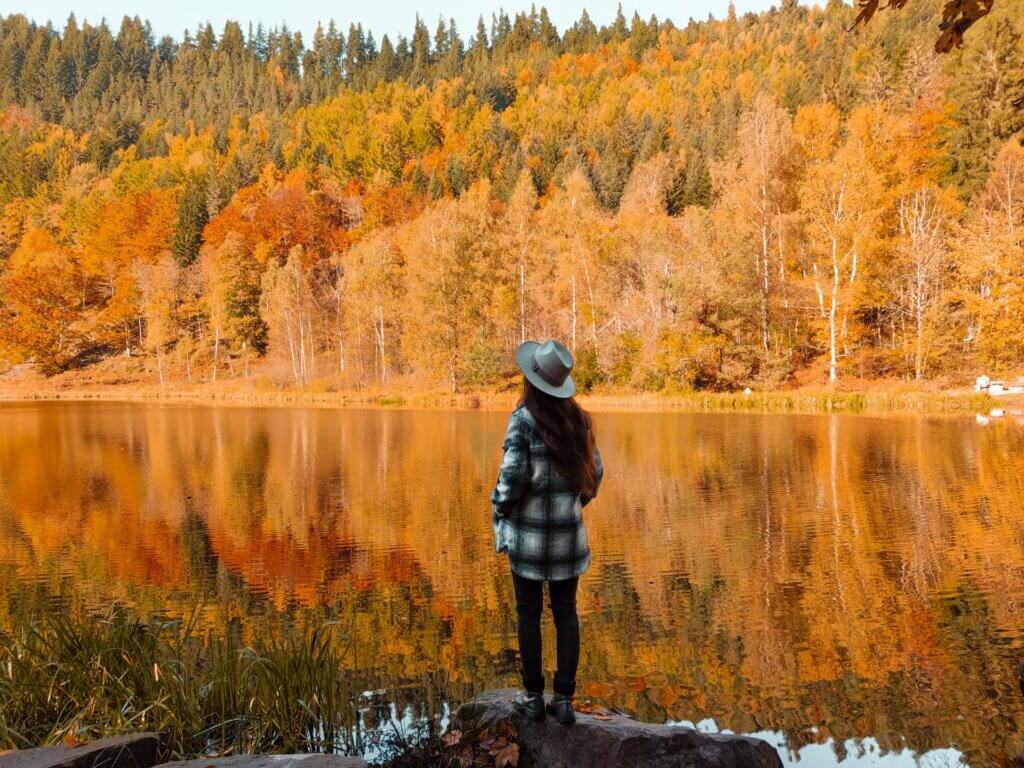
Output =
[{"x1": 12, "y1": 0, "x2": 776, "y2": 45}]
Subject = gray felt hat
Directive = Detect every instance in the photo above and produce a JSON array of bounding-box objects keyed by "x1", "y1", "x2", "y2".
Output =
[{"x1": 516, "y1": 339, "x2": 576, "y2": 398}]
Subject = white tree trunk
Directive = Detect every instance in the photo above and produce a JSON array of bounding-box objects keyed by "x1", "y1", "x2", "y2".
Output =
[
  {"x1": 829, "y1": 235, "x2": 840, "y2": 384},
  {"x1": 519, "y1": 249, "x2": 526, "y2": 343},
  {"x1": 212, "y1": 326, "x2": 220, "y2": 384}
]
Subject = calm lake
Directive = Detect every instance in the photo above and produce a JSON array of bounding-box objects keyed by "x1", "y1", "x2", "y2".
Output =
[{"x1": 1, "y1": 402, "x2": 1022, "y2": 766}]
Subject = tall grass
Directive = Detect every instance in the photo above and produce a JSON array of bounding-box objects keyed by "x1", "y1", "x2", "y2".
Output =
[
  {"x1": 3, "y1": 379, "x2": 996, "y2": 416},
  {"x1": 0, "y1": 607, "x2": 372, "y2": 759},
  {"x1": 581, "y1": 390, "x2": 996, "y2": 415}
]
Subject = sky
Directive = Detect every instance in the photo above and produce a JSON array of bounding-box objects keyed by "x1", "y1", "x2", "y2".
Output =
[{"x1": 11, "y1": 0, "x2": 777, "y2": 45}]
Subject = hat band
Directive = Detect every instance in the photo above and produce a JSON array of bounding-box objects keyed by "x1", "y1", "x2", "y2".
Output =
[{"x1": 531, "y1": 358, "x2": 562, "y2": 386}]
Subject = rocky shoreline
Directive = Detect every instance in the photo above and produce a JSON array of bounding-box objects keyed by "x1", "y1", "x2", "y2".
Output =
[{"x1": 0, "y1": 691, "x2": 783, "y2": 768}]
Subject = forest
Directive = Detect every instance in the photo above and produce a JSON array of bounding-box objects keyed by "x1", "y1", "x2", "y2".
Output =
[{"x1": 0, "y1": 0, "x2": 1022, "y2": 393}]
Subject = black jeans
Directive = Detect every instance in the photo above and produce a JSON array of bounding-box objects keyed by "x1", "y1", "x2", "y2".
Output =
[{"x1": 511, "y1": 572, "x2": 580, "y2": 697}]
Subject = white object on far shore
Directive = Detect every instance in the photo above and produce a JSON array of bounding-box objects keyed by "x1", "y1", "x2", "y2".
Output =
[{"x1": 974, "y1": 374, "x2": 1024, "y2": 396}]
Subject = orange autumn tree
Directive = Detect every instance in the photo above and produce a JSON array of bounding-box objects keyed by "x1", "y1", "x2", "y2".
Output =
[
  {"x1": 79, "y1": 189, "x2": 177, "y2": 356},
  {"x1": 201, "y1": 168, "x2": 350, "y2": 378},
  {"x1": 0, "y1": 228, "x2": 86, "y2": 373}
]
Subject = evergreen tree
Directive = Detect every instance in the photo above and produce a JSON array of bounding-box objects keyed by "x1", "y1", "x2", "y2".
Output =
[
  {"x1": 538, "y1": 8, "x2": 559, "y2": 50},
  {"x1": 410, "y1": 16, "x2": 431, "y2": 84},
  {"x1": 375, "y1": 35, "x2": 397, "y2": 84},
  {"x1": 344, "y1": 23, "x2": 365, "y2": 82},
  {"x1": 666, "y1": 150, "x2": 712, "y2": 214},
  {"x1": 491, "y1": 12, "x2": 512, "y2": 50},
  {"x1": 946, "y1": 16, "x2": 1024, "y2": 194},
  {"x1": 172, "y1": 172, "x2": 209, "y2": 267},
  {"x1": 629, "y1": 13, "x2": 656, "y2": 60},
  {"x1": 564, "y1": 10, "x2": 598, "y2": 53},
  {"x1": 611, "y1": 4, "x2": 629, "y2": 42},
  {"x1": 466, "y1": 17, "x2": 489, "y2": 73}
]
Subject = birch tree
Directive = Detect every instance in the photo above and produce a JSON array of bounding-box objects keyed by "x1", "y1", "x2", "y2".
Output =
[
  {"x1": 894, "y1": 187, "x2": 950, "y2": 379},
  {"x1": 504, "y1": 170, "x2": 539, "y2": 345},
  {"x1": 538, "y1": 169, "x2": 604, "y2": 355},
  {"x1": 345, "y1": 229, "x2": 403, "y2": 384},
  {"x1": 798, "y1": 119, "x2": 882, "y2": 383},
  {"x1": 713, "y1": 98, "x2": 794, "y2": 357},
  {"x1": 136, "y1": 253, "x2": 179, "y2": 387},
  {"x1": 958, "y1": 140, "x2": 1024, "y2": 369},
  {"x1": 400, "y1": 182, "x2": 499, "y2": 391},
  {"x1": 260, "y1": 246, "x2": 318, "y2": 387}
]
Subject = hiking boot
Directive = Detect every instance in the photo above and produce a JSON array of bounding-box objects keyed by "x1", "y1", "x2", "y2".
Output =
[
  {"x1": 546, "y1": 692, "x2": 576, "y2": 724},
  {"x1": 513, "y1": 690, "x2": 546, "y2": 720}
]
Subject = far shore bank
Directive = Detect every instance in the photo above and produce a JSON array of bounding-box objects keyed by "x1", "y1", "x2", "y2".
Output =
[{"x1": 0, "y1": 379, "x2": 1008, "y2": 415}]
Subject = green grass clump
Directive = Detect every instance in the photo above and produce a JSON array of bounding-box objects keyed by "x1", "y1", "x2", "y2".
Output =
[{"x1": 0, "y1": 607, "x2": 370, "y2": 759}]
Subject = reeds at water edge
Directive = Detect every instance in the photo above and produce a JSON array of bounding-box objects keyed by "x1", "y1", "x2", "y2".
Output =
[{"x1": 0, "y1": 606, "x2": 394, "y2": 760}]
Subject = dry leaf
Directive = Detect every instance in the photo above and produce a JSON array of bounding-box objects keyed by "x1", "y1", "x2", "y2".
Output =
[
  {"x1": 62, "y1": 735, "x2": 88, "y2": 749},
  {"x1": 494, "y1": 741, "x2": 520, "y2": 768},
  {"x1": 442, "y1": 729, "x2": 463, "y2": 747}
]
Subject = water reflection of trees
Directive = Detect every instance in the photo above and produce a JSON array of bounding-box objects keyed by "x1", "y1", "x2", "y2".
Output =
[{"x1": 0, "y1": 404, "x2": 1022, "y2": 765}]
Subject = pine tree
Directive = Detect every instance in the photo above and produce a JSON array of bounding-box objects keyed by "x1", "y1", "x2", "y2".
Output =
[
  {"x1": 947, "y1": 16, "x2": 1024, "y2": 194},
  {"x1": 375, "y1": 35, "x2": 397, "y2": 84},
  {"x1": 410, "y1": 17, "x2": 431, "y2": 85},
  {"x1": 466, "y1": 17, "x2": 489, "y2": 73},
  {"x1": 687, "y1": 150, "x2": 713, "y2": 209},
  {"x1": 538, "y1": 8, "x2": 559, "y2": 50},
  {"x1": 564, "y1": 10, "x2": 598, "y2": 52},
  {"x1": 345, "y1": 24, "x2": 365, "y2": 82},
  {"x1": 611, "y1": 4, "x2": 629, "y2": 42},
  {"x1": 172, "y1": 173, "x2": 209, "y2": 267}
]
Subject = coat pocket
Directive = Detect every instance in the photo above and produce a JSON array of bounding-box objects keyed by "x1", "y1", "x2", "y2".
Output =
[{"x1": 493, "y1": 511, "x2": 510, "y2": 554}]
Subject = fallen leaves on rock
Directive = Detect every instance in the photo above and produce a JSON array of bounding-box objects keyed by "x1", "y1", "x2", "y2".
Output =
[
  {"x1": 446, "y1": 718, "x2": 519, "y2": 767},
  {"x1": 442, "y1": 729, "x2": 463, "y2": 747},
  {"x1": 492, "y1": 742, "x2": 519, "y2": 768},
  {"x1": 575, "y1": 698, "x2": 624, "y2": 720}
]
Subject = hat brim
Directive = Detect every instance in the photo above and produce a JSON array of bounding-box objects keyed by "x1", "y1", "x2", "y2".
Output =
[{"x1": 515, "y1": 341, "x2": 577, "y2": 399}]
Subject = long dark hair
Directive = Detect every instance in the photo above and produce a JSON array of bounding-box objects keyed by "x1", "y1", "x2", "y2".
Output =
[{"x1": 519, "y1": 377, "x2": 597, "y2": 498}]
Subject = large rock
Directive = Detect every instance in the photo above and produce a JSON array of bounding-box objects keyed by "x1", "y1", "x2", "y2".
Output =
[
  {"x1": 0, "y1": 734, "x2": 164, "y2": 768},
  {"x1": 451, "y1": 689, "x2": 783, "y2": 768},
  {"x1": 155, "y1": 757, "x2": 366, "y2": 768}
]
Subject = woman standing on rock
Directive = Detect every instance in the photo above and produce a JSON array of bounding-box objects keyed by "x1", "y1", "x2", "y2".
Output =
[{"x1": 491, "y1": 339, "x2": 603, "y2": 725}]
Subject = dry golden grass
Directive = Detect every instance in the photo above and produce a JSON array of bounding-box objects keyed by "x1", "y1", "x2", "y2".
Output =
[{"x1": 0, "y1": 369, "x2": 999, "y2": 415}]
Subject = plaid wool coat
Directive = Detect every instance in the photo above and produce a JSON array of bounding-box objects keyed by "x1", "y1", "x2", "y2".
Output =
[{"x1": 491, "y1": 406, "x2": 603, "y2": 581}]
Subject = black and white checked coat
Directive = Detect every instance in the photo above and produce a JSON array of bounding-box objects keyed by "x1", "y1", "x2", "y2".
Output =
[{"x1": 491, "y1": 406, "x2": 603, "y2": 581}]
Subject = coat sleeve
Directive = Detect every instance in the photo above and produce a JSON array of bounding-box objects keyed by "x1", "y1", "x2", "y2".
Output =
[
  {"x1": 491, "y1": 411, "x2": 530, "y2": 517},
  {"x1": 581, "y1": 443, "x2": 603, "y2": 508}
]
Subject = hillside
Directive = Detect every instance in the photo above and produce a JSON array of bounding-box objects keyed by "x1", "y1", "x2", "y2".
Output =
[{"x1": 0, "y1": 1, "x2": 1022, "y2": 393}]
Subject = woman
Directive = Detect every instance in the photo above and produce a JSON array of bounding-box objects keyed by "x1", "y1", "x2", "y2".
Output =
[{"x1": 491, "y1": 339, "x2": 603, "y2": 724}]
